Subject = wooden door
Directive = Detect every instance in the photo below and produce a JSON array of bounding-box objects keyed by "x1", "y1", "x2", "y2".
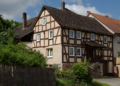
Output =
[
  {"x1": 103, "y1": 63, "x2": 107, "y2": 76},
  {"x1": 87, "y1": 47, "x2": 93, "y2": 61}
]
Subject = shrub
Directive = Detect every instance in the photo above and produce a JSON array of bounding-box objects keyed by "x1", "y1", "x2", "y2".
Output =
[
  {"x1": 72, "y1": 62, "x2": 93, "y2": 84},
  {"x1": 0, "y1": 43, "x2": 47, "y2": 67},
  {"x1": 0, "y1": 29, "x2": 47, "y2": 67}
]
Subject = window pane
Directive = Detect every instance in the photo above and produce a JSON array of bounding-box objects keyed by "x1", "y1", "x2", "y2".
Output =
[
  {"x1": 77, "y1": 32, "x2": 81, "y2": 39},
  {"x1": 118, "y1": 36, "x2": 120, "y2": 42},
  {"x1": 69, "y1": 30, "x2": 74, "y2": 38},
  {"x1": 37, "y1": 33, "x2": 40, "y2": 41},
  {"x1": 42, "y1": 17, "x2": 46, "y2": 25},
  {"x1": 50, "y1": 49, "x2": 52, "y2": 56},
  {"x1": 104, "y1": 36, "x2": 107, "y2": 43},
  {"x1": 50, "y1": 31, "x2": 53, "y2": 38},
  {"x1": 49, "y1": 30, "x2": 53, "y2": 39},
  {"x1": 77, "y1": 49, "x2": 80, "y2": 55},
  {"x1": 47, "y1": 49, "x2": 49, "y2": 56},
  {"x1": 70, "y1": 48, "x2": 74, "y2": 56},
  {"x1": 91, "y1": 34, "x2": 95, "y2": 40}
]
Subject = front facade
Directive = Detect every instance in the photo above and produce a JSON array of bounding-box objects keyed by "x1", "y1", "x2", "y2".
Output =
[
  {"x1": 31, "y1": 3, "x2": 113, "y2": 76},
  {"x1": 32, "y1": 9, "x2": 62, "y2": 68}
]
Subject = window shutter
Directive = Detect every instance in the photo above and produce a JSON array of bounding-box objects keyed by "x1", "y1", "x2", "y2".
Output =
[{"x1": 36, "y1": 33, "x2": 40, "y2": 41}]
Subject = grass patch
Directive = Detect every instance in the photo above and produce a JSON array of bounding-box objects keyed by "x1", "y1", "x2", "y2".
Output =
[
  {"x1": 56, "y1": 78, "x2": 110, "y2": 86},
  {"x1": 88, "y1": 81, "x2": 110, "y2": 86},
  {"x1": 56, "y1": 77, "x2": 75, "y2": 86}
]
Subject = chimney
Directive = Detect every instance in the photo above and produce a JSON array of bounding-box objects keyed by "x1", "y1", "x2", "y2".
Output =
[
  {"x1": 105, "y1": 15, "x2": 109, "y2": 18},
  {"x1": 61, "y1": 2, "x2": 65, "y2": 10},
  {"x1": 23, "y1": 13, "x2": 27, "y2": 29},
  {"x1": 87, "y1": 11, "x2": 90, "y2": 17}
]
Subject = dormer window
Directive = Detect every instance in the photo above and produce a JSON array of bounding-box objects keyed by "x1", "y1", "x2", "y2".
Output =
[
  {"x1": 104, "y1": 36, "x2": 108, "y2": 43},
  {"x1": 91, "y1": 33, "x2": 95, "y2": 41},
  {"x1": 42, "y1": 17, "x2": 46, "y2": 25},
  {"x1": 69, "y1": 30, "x2": 74, "y2": 38}
]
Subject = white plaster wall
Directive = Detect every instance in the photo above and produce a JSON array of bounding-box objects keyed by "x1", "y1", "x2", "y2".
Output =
[
  {"x1": 33, "y1": 45, "x2": 62, "y2": 65},
  {"x1": 20, "y1": 42, "x2": 32, "y2": 48},
  {"x1": 113, "y1": 35, "x2": 120, "y2": 57}
]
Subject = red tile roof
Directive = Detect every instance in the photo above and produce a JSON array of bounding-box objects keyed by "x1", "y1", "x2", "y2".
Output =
[{"x1": 88, "y1": 12, "x2": 120, "y2": 33}]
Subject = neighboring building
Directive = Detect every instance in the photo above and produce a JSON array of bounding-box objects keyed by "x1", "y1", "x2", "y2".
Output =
[
  {"x1": 14, "y1": 2, "x2": 114, "y2": 76},
  {"x1": 14, "y1": 13, "x2": 37, "y2": 49},
  {"x1": 87, "y1": 11, "x2": 120, "y2": 58}
]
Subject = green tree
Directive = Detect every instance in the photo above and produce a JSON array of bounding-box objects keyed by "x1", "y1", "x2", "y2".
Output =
[{"x1": 0, "y1": 14, "x2": 22, "y2": 32}]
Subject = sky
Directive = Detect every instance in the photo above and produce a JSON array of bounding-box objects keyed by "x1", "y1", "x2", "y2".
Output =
[{"x1": 0, "y1": 0, "x2": 120, "y2": 22}]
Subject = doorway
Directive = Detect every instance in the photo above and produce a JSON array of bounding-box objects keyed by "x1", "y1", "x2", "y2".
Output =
[
  {"x1": 86, "y1": 46, "x2": 93, "y2": 62},
  {"x1": 103, "y1": 63, "x2": 107, "y2": 76}
]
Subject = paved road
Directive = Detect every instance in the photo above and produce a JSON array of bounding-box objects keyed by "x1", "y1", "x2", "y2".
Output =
[{"x1": 94, "y1": 78, "x2": 120, "y2": 86}]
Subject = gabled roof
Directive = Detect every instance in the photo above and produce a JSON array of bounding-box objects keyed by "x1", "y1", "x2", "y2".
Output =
[
  {"x1": 14, "y1": 17, "x2": 37, "y2": 38},
  {"x1": 87, "y1": 12, "x2": 120, "y2": 33},
  {"x1": 14, "y1": 5, "x2": 113, "y2": 38},
  {"x1": 36, "y1": 5, "x2": 112, "y2": 35}
]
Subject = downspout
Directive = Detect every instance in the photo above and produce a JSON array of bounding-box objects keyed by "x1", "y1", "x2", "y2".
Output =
[{"x1": 112, "y1": 35, "x2": 115, "y2": 77}]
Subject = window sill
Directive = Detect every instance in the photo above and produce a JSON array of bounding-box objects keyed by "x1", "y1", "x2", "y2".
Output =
[
  {"x1": 69, "y1": 55, "x2": 75, "y2": 57},
  {"x1": 69, "y1": 37, "x2": 75, "y2": 39},
  {"x1": 36, "y1": 40, "x2": 40, "y2": 42},
  {"x1": 76, "y1": 38, "x2": 81, "y2": 40},
  {"x1": 49, "y1": 38, "x2": 53, "y2": 40},
  {"x1": 77, "y1": 55, "x2": 82, "y2": 57},
  {"x1": 47, "y1": 57, "x2": 53, "y2": 59},
  {"x1": 91, "y1": 40, "x2": 95, "y2": 41},
  {"x1": 104, "y1": 42, "x2": 108, "y2": 44}
]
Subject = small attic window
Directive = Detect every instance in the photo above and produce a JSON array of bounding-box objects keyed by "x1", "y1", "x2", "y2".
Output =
[{"x1": 42, "y1": 17, "x2": 46, "y2": 25}]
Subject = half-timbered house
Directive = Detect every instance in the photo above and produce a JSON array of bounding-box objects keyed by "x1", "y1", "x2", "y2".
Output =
[
  {"x1": 31, "y1": 2, "x2": 113, "y2": 76},
  {"x1": 14, "y1": 2, "x2": 114, "y2": 76}
]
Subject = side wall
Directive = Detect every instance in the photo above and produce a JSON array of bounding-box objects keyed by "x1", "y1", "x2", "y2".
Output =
[
  {"x1": 32, "y1": 9, "x2": 62, "y2": 68},
  {"x1": 113, "y1": 35, "x2": 120, "y2": 57}
]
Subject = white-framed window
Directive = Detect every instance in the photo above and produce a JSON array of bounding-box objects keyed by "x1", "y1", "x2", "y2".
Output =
[
  {"x1": 49, "y1": 30, "x2": 53, "y2": 39},
  {"x1": 42, "y1": 17, "x2": 46, "y2": 25},
  {"x1": 118, "y1": 52, "x2": 120, "y2": 57},
  {"x1": 118, "y1": 36, "x2": 120, "y2": 43},
  {"x1": 36, "y1": 33, "x2": 40, "y2": 42},
  {"x1": 76, "y1": 31, "x2": 81, "y2": 39},
  {"x1": 76, "y1": 47, "x2": 82, "y2": 57},
  {"x1": 47, "y1": 49, "x2": 53, "y2": 58},
  {"x1": 69, "y1": 47, "x2": 74, "y2": 56},
  {"x1": 104, "y1": 36, "x2": 108, "y2": 43},
  {"x1": 69, "y1": 30, "x2": 74, "y2": 38},
  {"x1": 91, "y1": 33, "x2": 95, "y2": 41}
]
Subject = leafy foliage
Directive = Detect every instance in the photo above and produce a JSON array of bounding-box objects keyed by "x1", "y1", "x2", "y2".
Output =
[
  {"x1": 0, "y1": 14, "x2": 22, "y2": 32},
  {"x1": 0, "y1": 29, "x2": 47, "y2": 67},
  {"x1": 72, "y1": 62, "x2": 93, "y2": 84}
]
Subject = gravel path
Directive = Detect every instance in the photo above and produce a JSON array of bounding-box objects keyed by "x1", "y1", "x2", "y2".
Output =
[{"x1": 94, "y1": 78, "x2": 120, "y2": 86}]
